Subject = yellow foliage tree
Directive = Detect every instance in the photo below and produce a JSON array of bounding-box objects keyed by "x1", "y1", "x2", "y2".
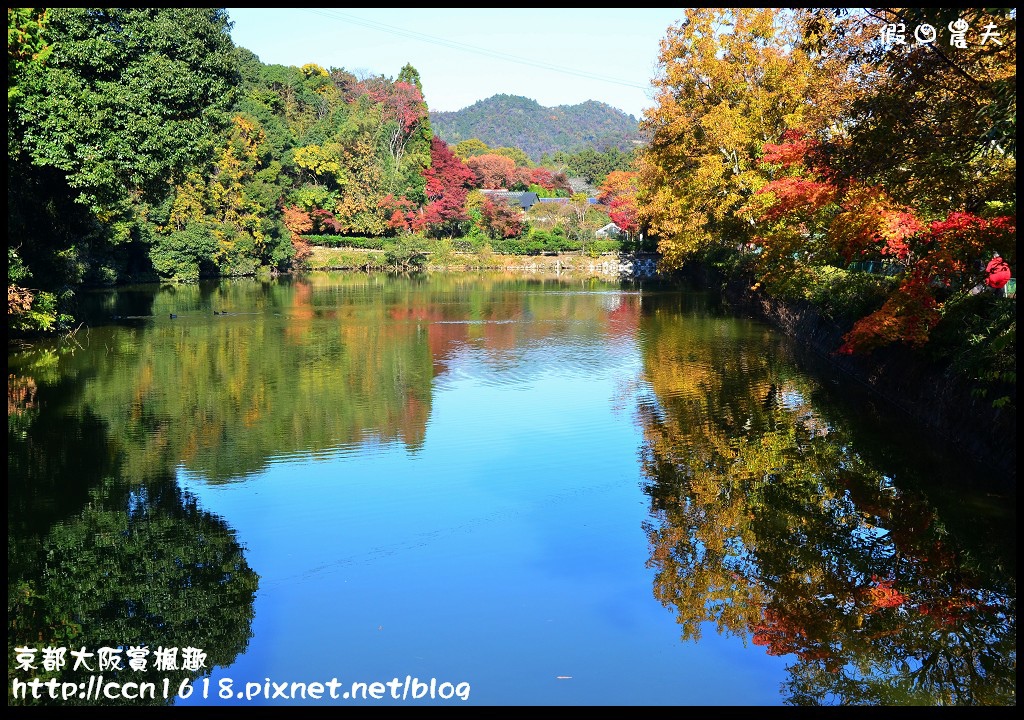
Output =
[{"x1": 637, "y1": 8, "x2": 861, "y2": 270}]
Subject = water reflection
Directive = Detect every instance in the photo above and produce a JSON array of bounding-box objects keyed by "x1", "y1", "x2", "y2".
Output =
[
  {"x1": 8, "y1": 392, "x2": 258, "y2": 706},
  {"x1": 7, "y1": 272, "x2": 1015, "y2": 706},
  {"x1": 19, "y1": 273, "x2": 640, "y2": 483},
  {"x1": 635, "y1": 292, "x2": 1016, "y2": 705}
]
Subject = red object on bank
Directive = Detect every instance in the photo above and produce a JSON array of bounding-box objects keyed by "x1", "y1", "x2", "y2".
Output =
[{"x1": 985, "y1": 256, "x2": 1011, "y2": 289}]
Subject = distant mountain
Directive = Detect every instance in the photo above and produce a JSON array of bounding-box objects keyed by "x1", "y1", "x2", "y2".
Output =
[{"x1": 429, "y1": 94, "x2": 647, "y2": 162}]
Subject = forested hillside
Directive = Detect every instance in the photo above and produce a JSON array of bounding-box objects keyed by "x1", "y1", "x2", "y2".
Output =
[
  {"x1": 430, "y1": 94, "x2": 646, "y2": 162},
  {"x1": 9, "y1": 9, "x2": 640, "y2": 335}
]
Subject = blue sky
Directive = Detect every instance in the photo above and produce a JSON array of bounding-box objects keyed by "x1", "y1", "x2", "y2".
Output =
[{"x1": 224, "y1": 8, "x2": 688, "y2": 120}]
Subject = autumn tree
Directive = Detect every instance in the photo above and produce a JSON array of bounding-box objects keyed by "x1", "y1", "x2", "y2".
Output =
[
  {"x1": 465, "y1": 153, "x2": 516, "y2": 189},
  {"x1": 741, "y1": 126, "x2": 1016, "y2": 356},
  {"x1": 637, "y1": 8, "x2": 861, "y2": 269},
  {"x1": 811, "y1": 8, "x2": 1016, "y2": 214},
  {"x1": 837, "y1": 212, "x2": 1016, "y2": 354},
  {"x1": 522, "y1": 167, "x2": 571, "y2": 196},
  {"x1": 281, "y1": 205, "x2": 314, "y2": 264},
  {"x1": 479, "y1": 198, "x2": 524, "y2": 240},
  {"x1": 597, "y1": 170, "x2": 642, "y2": 241},
  {"x1": 150, "y1": 113, "x2": 292, "y2": 281},
  {"x1": 415, "y1": 136, "x2": 475, "y2": 237},
  {"x1": 378, "y1": 193, "x2": 418, "y2": 235},
  {"x1": 359, "y1": 73, "x2": 431, "y2": 197}
]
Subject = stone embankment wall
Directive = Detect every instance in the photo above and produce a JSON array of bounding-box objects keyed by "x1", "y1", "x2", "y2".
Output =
[{"x1": 430, "y1": 252, "x2": 661, "y2": 279}]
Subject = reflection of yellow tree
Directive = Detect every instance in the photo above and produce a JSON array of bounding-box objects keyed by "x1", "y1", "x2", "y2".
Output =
[
  {"x1": 8, "y1": 374, "x2": 37, "y2": 416},
  {"x1": 36, "y1": 273, "x2": 634, "y2": 483},
  {"x1": 72, "y1": 278, "x2": 435, "y2": 481},
  {"x1": 639, "y1": 302, "x2": 798, "y2": 640},
  {"x1": 636, "y1": 294, "x2": 1016, "y2": 705}
]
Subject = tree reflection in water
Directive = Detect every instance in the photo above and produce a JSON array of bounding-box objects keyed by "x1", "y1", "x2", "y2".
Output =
[
  {"x1": 635, "y1": 292, "x2": 1015, "y2": 706},
  {"x1": 9, "y1": 390, "x2": 258, "y2": 706}
]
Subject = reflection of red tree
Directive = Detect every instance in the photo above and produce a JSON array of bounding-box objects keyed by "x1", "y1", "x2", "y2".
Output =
[
  {"x1": 428, "y1": 321, "x2": 466, "y2": 377},
  {"x1": 400, "y1": 393, "x2": 428, "y2": 448},
  {"x1": 604, "y1": 295, "x2": 641, "y2": 340},
  {"x1": 918, "y1": 597, "x2": 985, "y2": 627},
  {"x1": 389, "y1": 306, "x2": 436, "y2": 322},
  {"x1": 752, "y1": 608, "x2": 801, "y2": 656},
  {"x1": 285, "y1": 281, "x2": 315, "y2": 342},
  {"x1": 387, "y1": 300, "x2": 540, "y2": 376},
  {"x1": 861, "y1": 577, "x2": 908, "y2": 612},
  {"x1": 751, "y1": 608, "x2": 833, "y2": 665}
]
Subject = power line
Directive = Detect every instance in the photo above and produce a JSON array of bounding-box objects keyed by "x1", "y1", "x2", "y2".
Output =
[{"x1": 300, "y1": 8, "x2": 651, "y2": 90}]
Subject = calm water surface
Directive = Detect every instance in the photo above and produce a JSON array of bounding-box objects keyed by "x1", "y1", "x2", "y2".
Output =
[{"x1": 8, "y1": 272, "x2": 1015, "y2": 706}]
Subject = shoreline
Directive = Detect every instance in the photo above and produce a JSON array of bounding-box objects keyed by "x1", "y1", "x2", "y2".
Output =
[
  {"x1": 305, "y1": 247, "x2": 662, "y2": 279},
  {"x1": 718, "y1": 274, "x2": 1016, "y2": 484}
]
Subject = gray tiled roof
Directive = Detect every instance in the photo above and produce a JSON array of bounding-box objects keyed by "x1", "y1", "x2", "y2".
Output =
[{"x1": 480, "y1": 190, "x2": 540, "y2": 210}]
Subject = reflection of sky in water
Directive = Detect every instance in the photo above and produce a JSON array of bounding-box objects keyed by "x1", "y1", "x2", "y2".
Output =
[
  {"x1": 780, "y1": 389, "x2": 805, "y2": 412},
  {"x1": 176, "y1": 301, "x2": 793, "y2": 705},
  {"x1": 11, "y1": 276, "x2": 1013, "y2": 706}
]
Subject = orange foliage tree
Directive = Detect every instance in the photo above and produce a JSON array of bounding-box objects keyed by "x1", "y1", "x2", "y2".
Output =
[
  {"x1": 741, "y1": 129, "x2": 1016, "y2": 354},
  {"x1": 281, "y1": 205, "x2": 313, "y2": 264},
  {"x1": 597, "y1": 170, "x2": 641, "y2": 239},
  {"x1": 465, "y1": 153, "x2": 516, "y2": 190}
]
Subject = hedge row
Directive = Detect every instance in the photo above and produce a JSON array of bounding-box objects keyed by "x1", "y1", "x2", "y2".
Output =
[
  {"x1": 303, "y1": 235, "x2": 387, "y2": 249},
  {"x1": 302, "y1": 233, "x2": 623, "y2": 256}
]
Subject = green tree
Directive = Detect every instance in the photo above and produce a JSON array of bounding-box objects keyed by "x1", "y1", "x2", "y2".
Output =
[
  {"x1": 491, "y1": 145, "x2": 531, "y2": 168},
  {"x1": 7, "y1": 8, "x2": 61, "y2": 330},
  {"x1": 452, "y1": 138, "x2": 490, "y2": 159},
  {"x1": 16, "y1": 8, "x2": 238, "y2": 216},
  {"x1": 8, "y1": 8, "x2": 240, "y2": 330},
  {"x1": 7, "y1": 8, "x2": 50, "y2": 117}
]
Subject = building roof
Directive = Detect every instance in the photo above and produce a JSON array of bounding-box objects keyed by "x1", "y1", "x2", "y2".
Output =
[{"x1": 479, "y1": 190, "x2": 540, "y2": 211}]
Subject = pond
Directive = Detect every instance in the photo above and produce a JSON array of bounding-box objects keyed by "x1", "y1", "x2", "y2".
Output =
[{"x1": 8, "y1": 271, "x2": 1016, "y2": 706}]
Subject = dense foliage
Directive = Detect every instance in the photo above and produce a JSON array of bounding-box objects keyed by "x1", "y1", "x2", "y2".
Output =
[
  {"x1": 637, "y1": 7, "x2": 1016, "y2": 406},
  {"x1": 10, "y1": 6, "x2": 1014, "y2": 416},
  {"x1": 8, "y1": 11, "x2": 628, "y2": 336},
  {"x1": 635, "y1": 294, "x2": 1015, "y2": 704}
]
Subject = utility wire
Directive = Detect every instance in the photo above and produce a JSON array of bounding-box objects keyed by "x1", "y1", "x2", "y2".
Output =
[{"x1": 300, "y1": 8, "x2": 651, "y2": 90}]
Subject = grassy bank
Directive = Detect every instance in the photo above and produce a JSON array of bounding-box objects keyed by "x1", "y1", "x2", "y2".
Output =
[{"x1": 305, "y1": 245, "x2": 655, "y2": 276}]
